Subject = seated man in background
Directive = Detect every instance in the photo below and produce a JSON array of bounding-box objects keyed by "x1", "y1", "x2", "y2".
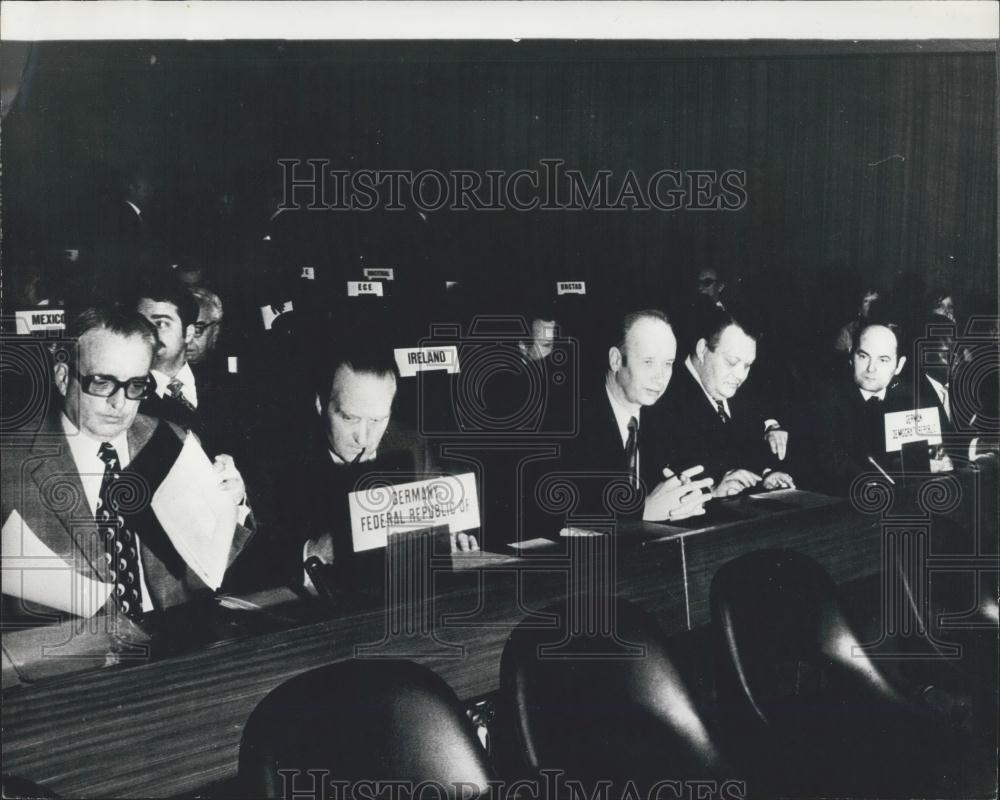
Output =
[
  {"x1": 810, "y1": 322, "x2": 917, "y2": 494},
  {"x1": 650, "y1": 305, "x2": 795, "y2": 497},
  {"x1": 1, "y1": 305, "x2": 252, "y2": 619},
  {"x1": 186, "y1": 286, "x2": 224, "y2": 367}
]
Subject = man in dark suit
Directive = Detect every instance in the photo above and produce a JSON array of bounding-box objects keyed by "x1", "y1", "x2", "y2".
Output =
[
  {"x1": 810, "y1": 322, "x2": 916, "y2": 494},
  {"x1": 250, "y1": 341, "x2": 479, "y2": 593},
  {"x1": 135, "y1": 276, "x2": 245, "y2": 462},
  {"x1": 1, "y1": 305, "x2": 253, "y2": 620},
  {"x1": 649, "y1": 306, "x2": 795, "y2": 497},
  {"x1": 543, "y1": 309, "x2": 713, "y2": 530}
]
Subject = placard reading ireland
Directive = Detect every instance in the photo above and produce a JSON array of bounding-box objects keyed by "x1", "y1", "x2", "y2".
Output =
[
  {"x1": 884, "y1": 407, "x2": 943, "y2": 452},
  {"x1": 348, "y1": 473, "x2": 480, "y2": 553},
  {"x1": 394, "y1": 346, "x2": 460, "y2": 377}
]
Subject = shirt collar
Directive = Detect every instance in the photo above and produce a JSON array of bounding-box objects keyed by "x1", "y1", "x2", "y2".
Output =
[
  {"x1": 151, "y1": 362, "x2": 196, "y2": 399},
  {"x1": 685, "y1": 355, "x2": 730, "y2": 417},
  {"x1": 60, "y1": 412, "x2": 131, "y2": 468},
  {"x1": 125, "y1": 200, "x2": 142, "y2": 218},
  {"x1": 858, "y1": 386, "x2": 888, "y2": 402}
]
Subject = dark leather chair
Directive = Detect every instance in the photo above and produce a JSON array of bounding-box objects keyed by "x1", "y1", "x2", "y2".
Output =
[
  {"x1": 238, "y1": 659, "x2": 495, "y2": 799},
  {"x1": 498, "y1": 596, "x2": 733, "y2": 795},
  {"x1": 710, "y1": 548, "x2": 990, "y2": 798},
  {"x1": 1, "y1": 774, "x2": 59, "y2": 799}
]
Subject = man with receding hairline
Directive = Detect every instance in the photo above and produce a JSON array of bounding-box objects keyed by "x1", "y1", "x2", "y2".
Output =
[
  {"x1": 535, "y1": 309, "x2": 713, "y2": 533},
  {"x1": 810, "y1": 322, "x2": 916, "y2": 494},
  {"x1": 650, "y1": 306, "x2": 794, "y2": 497}
]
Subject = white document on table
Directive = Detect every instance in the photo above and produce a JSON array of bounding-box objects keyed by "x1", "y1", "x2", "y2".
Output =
[
  {"x1": 151, "y1": 433, "x2": 236, "y2": 590},
  {"x1": 1, "y1": 510, "x2": 114, "y2": 617}
]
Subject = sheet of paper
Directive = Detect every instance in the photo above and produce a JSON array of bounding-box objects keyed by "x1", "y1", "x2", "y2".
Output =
[
  {"x1": 151, "y1": 434, "x2": 236, "y2": 590},
  {"x1": 884, "y1": 406, "x2": 943, "y2": 452},
  {"x1": 2, "y1": 509, "x2": 114, "y2": 617}
]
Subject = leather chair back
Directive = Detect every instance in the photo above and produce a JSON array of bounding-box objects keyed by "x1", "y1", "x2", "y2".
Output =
[
  {"x1": 499, "y1": 596, "x2": 731, "y2": 790},
  {"x1": 238, "y1": 659, "x2": 495, "y2": 799}
]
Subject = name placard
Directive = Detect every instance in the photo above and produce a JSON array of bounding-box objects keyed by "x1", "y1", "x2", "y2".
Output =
[
  {"x1": 394, "y1": 346, "x2": 460, "y2": 377},
  {"x1": 884, "y1": 407, "x2": 943, "y2": 452},
  {"x1": 260, "y1": 301, "x2": 293, "y2": 331},
  {"x1": 15, "y1": 310, "x2": 65, "y2": 334},
  {"x1": 347, "y1": 281, "x2": 384, "y2": 297},
  {"x1": 348, "y1": 473, "x2": 480, "y2": 553},
  {"x1": 557, "y1": 281, "x2": 586, "y2": 295},
  {"x1": 363, "y1": 268, "x2": 395, "y2": 281}
]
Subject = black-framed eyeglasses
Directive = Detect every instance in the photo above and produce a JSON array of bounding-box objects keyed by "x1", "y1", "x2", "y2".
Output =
[
  {"x1": 70, "y1": 366, "x2": 155, "y2": 400},
  {"x1": 698, "y1": 277, "x2": 718, "y2": 287},
  {"x1": 193, "y1": 320, "x2": 220, "y2": 336}
]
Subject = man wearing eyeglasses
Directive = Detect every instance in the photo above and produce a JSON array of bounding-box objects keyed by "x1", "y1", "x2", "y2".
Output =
[
  {"x1": 1, "y1": 305, "x2": 253, "y2": 617},
  {"x1": 186, "y1": 287, "x2": 224, "y2": 367}
]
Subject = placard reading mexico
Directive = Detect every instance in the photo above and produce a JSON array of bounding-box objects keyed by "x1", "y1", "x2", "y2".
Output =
[{"x1": 348, "y1": 473, "x2": 480, "y2": 553}]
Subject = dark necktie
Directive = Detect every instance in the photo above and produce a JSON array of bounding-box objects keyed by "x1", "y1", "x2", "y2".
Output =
[
  {"x1": 716, "y1": 400, "x2": 729, "y2": 424},
  {"x1": 96, "y1": 443, "x2": 144, "y2": 620},
  {"x1": 866, "y1": 395, "x2": 883, "y2": 407},
  {"x1": 166, "y1": 378, "x2": 196, "y2": 414},
  {"x1": 625, "y1": 416, "x2": 639, "y2": 489}
]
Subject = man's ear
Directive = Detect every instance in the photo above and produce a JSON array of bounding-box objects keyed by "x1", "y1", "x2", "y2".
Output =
[
  {"x1": 609, "y1": 346, "x2": 622, "y2": 372},
  {"x1": 314, "y1": 394, "x2": 323, "y2": 416},
  {"x1": 695, "y1": 338, "x2": 709, "y2": 362},
  {"x1": 894, "y1": 355, "x2": 907, "y2": 376},
  {"x1": 53, "y1": 361, "x2": 69, "y2": 398}
]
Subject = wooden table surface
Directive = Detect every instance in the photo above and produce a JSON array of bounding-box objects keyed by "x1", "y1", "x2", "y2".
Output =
[{"x1": 2, "y1": 465, "x2": 996, "y2": 799}]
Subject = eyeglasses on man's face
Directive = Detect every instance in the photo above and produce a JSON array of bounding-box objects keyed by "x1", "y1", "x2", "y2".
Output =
[
  {"x1": 193, "y1": 320, "x2": 220, "y2": 336},
  {"x1": 70, "y1": 366, "x2": 154, "y2": 400},
  {"x1": 698, "y1": 277, "x2": 718, "y2": 287}
]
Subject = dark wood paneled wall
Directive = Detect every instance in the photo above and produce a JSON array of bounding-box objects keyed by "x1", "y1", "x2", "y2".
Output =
[{"x1": 3, "y1": 43, "x2": 996, "y2": 310}]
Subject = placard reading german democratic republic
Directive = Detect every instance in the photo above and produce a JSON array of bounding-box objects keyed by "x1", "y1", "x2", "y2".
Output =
[
  {"x1": 348, "y1": 473, "x2": 480, "y2": 553},
  {"x1": 884, "y1": 407, "x2": 943, "y2": 452}
]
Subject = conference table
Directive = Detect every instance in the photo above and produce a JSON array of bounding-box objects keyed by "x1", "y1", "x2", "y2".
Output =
[{"x1": 2, "y1": 462, "x2": 997, "y2": 798}]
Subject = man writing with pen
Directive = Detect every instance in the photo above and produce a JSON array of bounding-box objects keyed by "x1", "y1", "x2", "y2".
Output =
[{"x1": 647, "y1": 305, "x2": 796, "y2": 498}]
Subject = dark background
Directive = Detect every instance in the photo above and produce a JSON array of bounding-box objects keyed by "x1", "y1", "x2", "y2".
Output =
[{"x1": 2, "y1": 40, "x2": 997, "y2": 350}]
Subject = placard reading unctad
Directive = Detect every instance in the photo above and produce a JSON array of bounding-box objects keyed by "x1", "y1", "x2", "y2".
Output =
[
  {"x1": 348, "y1": 473, "x2": 480, "y2": 553},
  {"x1": 884, "y1": 406, "x2": 943, "y2": 452}
]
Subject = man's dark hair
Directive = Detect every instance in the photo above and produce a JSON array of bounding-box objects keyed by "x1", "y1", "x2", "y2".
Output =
[
  {"x1": 693, "y1": 304, "x2": 762, "y2": 350},
  {"x1": 316, "y1": 337, "x2": 399, "y2": 406},
  {"x1": 135, "y1": 274, "x2": 200, "y2": 329},
  {"x1": 613, "y1": 309, "x2": 672, "y2": 360},
  {"x1": 57, "y1": 304, "x2": 158, "y2": 366},
  {"x1": 851, "y1": 321, "x2": 905, "y2": 358}
]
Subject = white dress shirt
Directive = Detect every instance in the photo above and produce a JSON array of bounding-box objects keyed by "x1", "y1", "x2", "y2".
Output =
[
  {"x1": 859, "y1": 387, "x2": 888, "y2": 402},
  {"x1": 686, "y1": 356, "x2": 731, "y2": 418},
  {"x1": 151, "y1": 362, "x2": 198, "y2": 407},
  {"x1": 60, "y1": 414, "x2": 154, "y2": 612}
]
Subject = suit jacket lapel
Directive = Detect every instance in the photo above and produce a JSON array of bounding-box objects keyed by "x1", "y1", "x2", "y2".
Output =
[{"x1": 27, "y1": 417, "x2": 109, "y2": 581}]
